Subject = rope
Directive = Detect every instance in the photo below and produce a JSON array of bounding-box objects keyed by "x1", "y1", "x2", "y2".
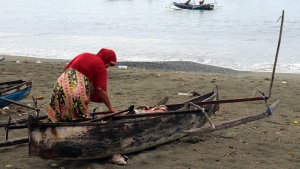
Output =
[
  {"x1": 256, "y1": 87, "x2": 272, "y2": 116},
  {"x1": 252, "y1": 88, "x2": 256, "y2": 98},
  {"x1": 189, "y1": 102, "x2": 216, "y2": 130}
]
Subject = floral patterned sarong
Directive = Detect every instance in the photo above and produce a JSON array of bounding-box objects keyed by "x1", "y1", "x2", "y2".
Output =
[{"x1": 47, "y1": 69, "x2": 94, "y2": 122}]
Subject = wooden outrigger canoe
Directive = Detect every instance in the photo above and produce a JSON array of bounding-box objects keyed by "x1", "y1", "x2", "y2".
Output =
[
  {"x1": 27, "y1": 86, "x2": 280, "y2": 160},
  {"x1": 28, "y1": 87, "x2": 219, "y2": 160},
  {"x1": 0, "y1": 86, "x2": 280, "y2": 160},
  {"x1": 0, "y1": 80, "x2": 32, "y2": 107},
  {"x1": 172, "y1": 2, "x2": 214, "y2": 10}
]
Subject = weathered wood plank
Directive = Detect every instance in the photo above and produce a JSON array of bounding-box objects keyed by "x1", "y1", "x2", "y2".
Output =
[{"x1": 0, "y1": 137, "x2": 28, "y2": 147}]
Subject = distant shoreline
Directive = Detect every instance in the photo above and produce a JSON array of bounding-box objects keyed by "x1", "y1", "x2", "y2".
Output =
[
  {"x1": 0, "y1": 54, "x2": 249, "y2": 75},
  {"x1": 0, "y1": 54, "x2": 70, "y2": 63},
  {"x1": 1, "y1": 54, "x2": 299, "y2": 79}
]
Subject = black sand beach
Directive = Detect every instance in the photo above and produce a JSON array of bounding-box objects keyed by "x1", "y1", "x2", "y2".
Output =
[{"x1": 1, "y1": 55, "x2": 300, "y2": 169}]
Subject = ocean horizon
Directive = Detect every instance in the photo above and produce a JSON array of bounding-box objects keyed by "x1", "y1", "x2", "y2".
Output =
[{"x1": 0, "y1": 0, "x2": 299, "y2": 74}]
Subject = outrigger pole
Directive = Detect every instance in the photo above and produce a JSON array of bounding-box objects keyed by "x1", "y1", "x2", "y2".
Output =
[
  {"x1": 269, "y1": 10, "x2": 284, "y2": 98},
  {"x1": 0, "y1": 97, "x2": 39, "y2": 112}
]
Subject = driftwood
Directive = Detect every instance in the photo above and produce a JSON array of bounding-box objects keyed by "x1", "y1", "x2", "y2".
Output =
[{"x1": 183, "y1": 99, "x2": 280, "y2": 134}]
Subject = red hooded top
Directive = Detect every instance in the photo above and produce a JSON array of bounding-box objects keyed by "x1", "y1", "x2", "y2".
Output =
[
  {"x1": 96, "y1": 48, "x2": 117, "y2": 66},
  {"x1": 64, "y1": 48, "x2": 117, "y2": 102}
]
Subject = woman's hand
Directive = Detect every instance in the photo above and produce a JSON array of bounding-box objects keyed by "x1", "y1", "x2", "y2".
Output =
[
  {"x1": 109, "y1": 107, "x2": 119, "y2": 113},
  {"x1": 96, "y1": 87, "x2": 117, "y2": 113}
]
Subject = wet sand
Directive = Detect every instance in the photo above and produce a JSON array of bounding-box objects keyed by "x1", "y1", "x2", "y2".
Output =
[{"x1": 0, "y1": 55, "x2": 300, "y2": 169}]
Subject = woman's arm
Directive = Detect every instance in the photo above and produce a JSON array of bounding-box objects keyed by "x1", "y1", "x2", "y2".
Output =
[{"x1": 96, "y1": 87, "x2": 118, "y2": 113}]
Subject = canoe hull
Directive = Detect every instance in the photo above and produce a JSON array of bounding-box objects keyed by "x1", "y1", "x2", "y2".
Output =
[
  {"x1": 29, "y1": 87, "x2": 219, "y2": 160},
  {"x1": 0, "y1": 80, "x2": 32, "y2": 107},
  {"x1": 173, "y1": 2, "x2": 214, "y2": 10}
]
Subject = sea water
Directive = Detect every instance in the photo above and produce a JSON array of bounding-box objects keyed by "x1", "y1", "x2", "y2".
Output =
[{"x1": 0, "y1": 0, "x2": 299, "y2": 73}]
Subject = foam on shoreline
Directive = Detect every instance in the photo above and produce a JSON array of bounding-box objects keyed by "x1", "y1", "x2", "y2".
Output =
[
  {"x1": 1, "y1": 54, "x2": 299, "y2": 80},
  {"x1": 0, "y1": 54, "x2": 246, "y2": 74}
]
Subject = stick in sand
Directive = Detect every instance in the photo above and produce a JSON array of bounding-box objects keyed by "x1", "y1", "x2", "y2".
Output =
[{"x1": 269, "y1": 10, "x2": 284, "y2": 98}]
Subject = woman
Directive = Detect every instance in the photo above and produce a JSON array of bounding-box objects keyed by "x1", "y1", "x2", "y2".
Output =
[{"x1": 47, "y1": 48, "x2": 118, "y2": 122}]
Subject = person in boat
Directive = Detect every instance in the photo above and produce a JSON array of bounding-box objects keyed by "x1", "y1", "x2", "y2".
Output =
[
  {"x1": 46, "y1": 48, "x2": 118, "y2": 122},
  {"x1": 199, "y1": 0, "x2": 204, "y2": 5},
  {"x1": 184, "y1": 0, "x2": 191, "y2": 5}
]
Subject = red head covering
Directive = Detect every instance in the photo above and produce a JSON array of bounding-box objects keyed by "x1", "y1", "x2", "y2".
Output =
[
  {"x1": 96, "y1": 48, "x2": 117, "y2": 66},
  {"x1": 63, "y1": 48, "x2": 117, "y2": 102}
]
